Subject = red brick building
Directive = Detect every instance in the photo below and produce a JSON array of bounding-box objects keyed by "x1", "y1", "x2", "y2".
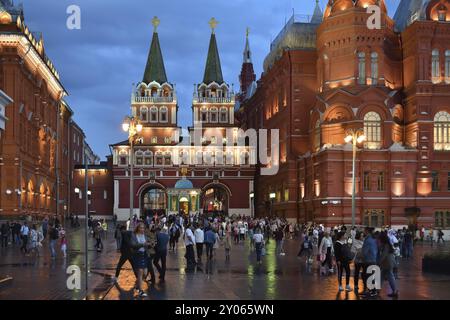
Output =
[
  {"x1": 0, "y1": 1, "x2": 97, "y2": 221},
  {"x1": 238, "y1": 0, "x2": 450, "y2": 228},
  {"x1": 111, "y1": 19, "x2": 255, "y2": 221}
]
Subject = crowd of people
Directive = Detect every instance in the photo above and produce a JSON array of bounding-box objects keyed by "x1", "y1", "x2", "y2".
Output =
[
  {"x1": 1, "y1": 211, "x2": 448, "y2": 299},
  {"x1": 0, "y1": 215, "x2": 67, "y2": 259}
]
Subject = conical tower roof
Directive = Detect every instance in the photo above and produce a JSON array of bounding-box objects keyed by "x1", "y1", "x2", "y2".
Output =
[
  {"x1": 203, "y1": 18, "x2": 224, "y2": 84},
  {"x1": 311, "y1": 0, "x2": 323, "y2": 24},
  {"x1": 143, "y1": 17, "x2": 168, "y2": 84}
]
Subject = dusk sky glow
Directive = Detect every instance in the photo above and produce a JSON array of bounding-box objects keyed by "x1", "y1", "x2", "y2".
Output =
[{"x1": 20, "y1": 0, "x2": 401, "y2": 159}]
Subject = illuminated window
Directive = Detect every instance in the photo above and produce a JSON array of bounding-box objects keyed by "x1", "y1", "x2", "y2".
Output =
[
  {"x1": 155, "y1": 152, "x2": 164, "y2": 166},
  {"x1": 313, "y1": 120, "x2": 321, "y2": 152},
  {"x1": 140, "y1": 107, "x2": 148, "y2": 122},
  {"x1": 371, "y1": 52, "x2": 378, "y2": 85},
  {"x1": 220, "y1": 107, "x2": 228, "y2": 123},
  {"x1": 164, "y1": 152, "x2": 172, "y2": 166},
  {"x1": 432, "y1": 49, "x2": 440, "y2": 83},
  {"x1": 150, "y1": 107, "x2": 158, "y2": 122},
  {"x1": 119, "y1": 150, "x2": 128, "y2": 166},
  {"x1": 432, "y1": 171, "x2": 440, "y2": 191},
  {"x1": 364, "y1": 111, "x2": 382, "y2": 149},
  {"x1": 210, "y1": 107, "x2": 218, "y2": 123},
  {"x1": 284, "y1": 188, "x2": 289, "y2": 202},
  {"x1": 151, "y1": 137, "x2": 158, "y2": 144},
  {"x1": 135, "y1": 151, "x2": 144, "y2": 166},
  {"x1": 363, "y1": 171, "x2": 371, "y2": 191},
  {"x1": 377, "y1": 172, "x2": 385, "y2": 191},
  {"x1": 144, "y1": 151, "x2": 153, "y2": 166},
  {"x1": 434, "y1": 111, "x2": 450, "y2": 150},
  {"x1": 358, "y1": 52, "x2": 366, "y2": 84},
  {"x1": 445, "y1": 50, "x2": 450, "y2": 83},
  {"x1": 160, "y1": 107, "x2": 168, "y2": 123}
]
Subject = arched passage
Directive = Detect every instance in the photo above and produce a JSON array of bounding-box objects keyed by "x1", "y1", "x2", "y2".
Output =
[
  {"x1": 201, "y1": 183, "x2": 231, "y2": 216},
  {"x1": 140, "y1": 186, "x2": 167, "y2": 218}
]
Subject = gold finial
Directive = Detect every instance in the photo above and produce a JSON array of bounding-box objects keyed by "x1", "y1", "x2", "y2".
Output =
[
  {"x1": 246, "y1": 27, "x2": 250, "y2": 38},
  {"x1": 152, "y1": 16, "x2": 160, "y2": 32},
  {"x1": 209, "y1": 17, "x2": 218, "y2": 34}
]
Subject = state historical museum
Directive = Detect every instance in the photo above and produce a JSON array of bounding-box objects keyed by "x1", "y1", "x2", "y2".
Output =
[{"x1": 238, "y1": 0, "x2": 450, "y2": 228}]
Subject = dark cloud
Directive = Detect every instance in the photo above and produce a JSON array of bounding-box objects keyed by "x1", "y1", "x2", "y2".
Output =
[{"x1": 20, "y1": 0, "x2": 400, "y2": 158}]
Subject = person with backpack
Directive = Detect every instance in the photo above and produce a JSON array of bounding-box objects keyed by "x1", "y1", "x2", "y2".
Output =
[
  {"x1": 334, "y1": 231, "x2": 353, "y2": 292},
  {"x1": 49, "y1": 225, "x2": 59, "y2": 258}
]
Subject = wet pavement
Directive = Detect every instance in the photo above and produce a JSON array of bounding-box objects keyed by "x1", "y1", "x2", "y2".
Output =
[{"x1": 1, "y1": 226, "x2": 450, "y2": 300}]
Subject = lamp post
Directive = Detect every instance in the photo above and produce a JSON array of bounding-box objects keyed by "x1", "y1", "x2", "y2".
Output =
[
  {"x1": 344, "y1": 129, "x2": 366, "y2": 227},
  {"x1": 269, "y1": 192, "x2": 276, "y2": 217},
  {"x1": 122, "y1": 116, "x2": 143, "y2": 221},
  {"x1": 249, "y1": 192, "x2": 254, "y2": 218}
]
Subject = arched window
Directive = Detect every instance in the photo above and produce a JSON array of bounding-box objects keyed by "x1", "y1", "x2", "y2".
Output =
[
  {"x1": 432, "y1": 49, "x2": 440, "y2": 83},
  {"x1": 210, "y1": 107, "x2": 218, "y2": 123},
  {"x1": 155, "y1": 152, "x2": 164, "y2": 166},
  {"x1": 195, "y1": 151, "x2": 203, "y2": 165},
  {"x1": 445, "y1": 50, "x2": 450, "y2": 83},
  {"x1": 179, "y1": 150, "x2": 189, "y2": 165},
  {"x1": 150, "y1": 87, "x2": 158, "y2": 97},
  {"x1": 164, "y1": 152, "x2": 172, "y2": 166},
  {"x1": 434, "y1": 111, "x2": 450, "y2": 151},
  {"x1": 118, "y1": 149, "x2": 128, "y2": 166},
  {"x1": 313, "y1": 120, "x2": 321, "y2": 152},
  {"x1": 140, "y1": 107, "x2": 148, "y2": 122},
  {"x1": 144, "y1": 151, "x2": 153, "y2": 166},
  {"x1": 371, "y1": 52, "x2": 378, "y2": 85},
  {"x1": 135, "y1": 150, "x2": 144, "y2": 166},
  {"x1": 150, "y1": 107, "x2": 158, "y2": 123},
  {"x1": 364, "y1": 111, "x2": 382, "y2": 149},
  {"x1": 200, "y1": 108, "x2": 208, "y2": 123},
  {"x1": 215, "y1": 150, "x2": 224, "y2": 165},
  {"x1": 240, "y1": 151, "x2": 250, "y2": 165},
  {"x1": 226, "y1": 151, "x2": 234, "y2": 165},
  {"x1": 160, "y1": 107, "x2": 168, "y2": 123},
  {"x1": 220, "y1": 107, "x2": 228, "y2": 123},
  {"x1": 358, "y1": 52, "x2": 366, "y2": 84}
]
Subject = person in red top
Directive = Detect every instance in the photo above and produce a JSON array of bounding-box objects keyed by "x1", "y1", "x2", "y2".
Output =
[{"x1": 60, "y1": 229, "x2": 67, "y2": 258}]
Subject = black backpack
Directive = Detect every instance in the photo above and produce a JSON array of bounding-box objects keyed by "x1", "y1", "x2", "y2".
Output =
[
  {"x1": 50, "y1": 228, "x2": 59, "y2": 240},
  {"x1": 341, "y1": 243, "x2": 354, "y2": 262}
]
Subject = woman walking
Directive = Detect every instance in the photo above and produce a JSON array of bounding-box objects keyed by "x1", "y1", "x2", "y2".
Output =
[
  {"x1": 379, "y1": 232, "x2": 399, "y2": 298},
  {"x1": 130, "y1": 222, "x2": 149, "y2": 298},
  {"x1": 318, "y1": 232, "x2": 334, "y2": 275}
]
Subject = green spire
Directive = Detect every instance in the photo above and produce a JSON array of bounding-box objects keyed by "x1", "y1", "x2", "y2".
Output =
[
  {"x1": 203, "y1": 18, "x2": 224, "y2": 84},
  {"x1": 143, "y1": 17, "x2": 168, "y2": 84}
]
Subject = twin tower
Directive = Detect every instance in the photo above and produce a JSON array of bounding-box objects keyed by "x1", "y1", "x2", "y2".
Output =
[{"x1": 129, "y1": 16, "x2": 256, "y2": 146}]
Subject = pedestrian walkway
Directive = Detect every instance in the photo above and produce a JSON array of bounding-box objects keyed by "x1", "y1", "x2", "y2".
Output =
[{"x1": 1, "y1": 226, "x2": 450, "y2": 300}]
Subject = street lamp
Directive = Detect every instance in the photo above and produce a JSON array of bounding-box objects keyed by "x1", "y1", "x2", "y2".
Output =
[
  {"x1": 344, "y1": 128, "x2": 366, "y2": 227},
  {"x1": 269, "y1": 192, "x2": 276, "y2": 217},
  {"x1": 122, "y1": 116, "x2": 143, "y2": 221},
  {"x1": 249, "y1": 192, "x2": 254, "y2": 218}
]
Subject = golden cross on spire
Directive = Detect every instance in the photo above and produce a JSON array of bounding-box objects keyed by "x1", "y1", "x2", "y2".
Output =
[
  {"x1": 152, "y1": 16, "x2": 160, "y2": 32},
  {"x1": 209, "y1": 17, "x2": 218, "y2": 34}
]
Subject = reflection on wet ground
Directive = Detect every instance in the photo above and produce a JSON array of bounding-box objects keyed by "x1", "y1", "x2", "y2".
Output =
[{"x1": 1, "y1": 226, "x2": 450, "y2": 300}]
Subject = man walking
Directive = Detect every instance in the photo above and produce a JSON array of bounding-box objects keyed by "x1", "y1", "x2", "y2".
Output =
[
  {"x1": 1, "y1": 222, "x2": 10, "y2": 248},
  {"x1": 154, "y1": 227, "x2": 169, "y2": 283},
  {"x1": 184, "y1": 224, "x2": 196, "y2": 271},
  {"x1": 113, "y1": 225, "x2": 136, "y2": 282},
  {"x1": 194, "y1": 224, "x2": 204, "y2": 263},
  {"x1": 204, "y1": 227, "x2": 216, "y2": 261},
  {"x1": 20, "y1": 222, "x2": 30, "y2": 254},
  {"x1": 49, "y1": 225, "x2": 59, "y2": 259}
]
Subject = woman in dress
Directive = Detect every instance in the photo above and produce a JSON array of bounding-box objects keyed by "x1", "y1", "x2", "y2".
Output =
[{"x1": 130, "y1": 222, "x2": 149, "y2": 297}]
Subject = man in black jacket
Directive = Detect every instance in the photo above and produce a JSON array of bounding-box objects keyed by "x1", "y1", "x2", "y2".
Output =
[{"x1": 113, "y1": 225, "x2": 136, "y2": 282}]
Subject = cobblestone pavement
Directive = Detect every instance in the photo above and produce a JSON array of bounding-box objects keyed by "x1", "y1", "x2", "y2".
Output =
[{"x1": 1, "y1": 225, "x2": 450, "y2": 300}]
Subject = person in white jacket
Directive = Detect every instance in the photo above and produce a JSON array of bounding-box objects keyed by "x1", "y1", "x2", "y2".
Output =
[{"x1": 319, "y1": 232, "x2": 334, "y2": 275}]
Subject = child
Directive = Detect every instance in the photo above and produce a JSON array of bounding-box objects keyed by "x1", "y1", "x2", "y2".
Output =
[{"x1": 60, "y1": 229, "x2": 67, "y2": 258}]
